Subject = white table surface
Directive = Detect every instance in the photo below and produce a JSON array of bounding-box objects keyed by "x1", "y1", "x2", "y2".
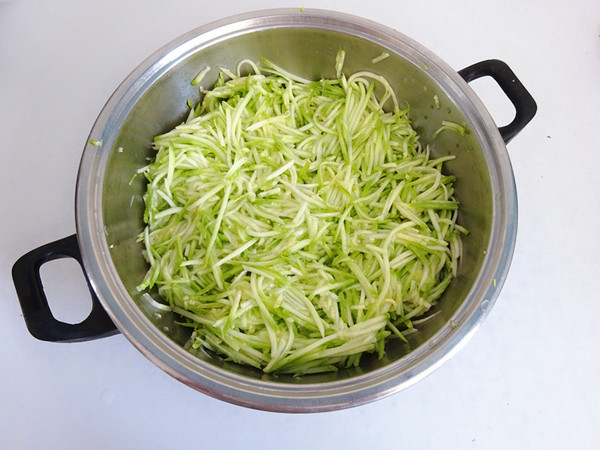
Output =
[{"x1": 1, "y1": 1, "x2": 599, "y2": 448}]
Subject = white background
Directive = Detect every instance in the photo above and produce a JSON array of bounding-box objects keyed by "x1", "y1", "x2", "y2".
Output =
[{"x1": 1, "y1": 1, "x2": 599, "y2": 448}]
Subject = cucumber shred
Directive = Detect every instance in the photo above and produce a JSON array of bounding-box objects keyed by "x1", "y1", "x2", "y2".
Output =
[{"x1": 137, "y1": 53, "x2": 466, "y2": 375}]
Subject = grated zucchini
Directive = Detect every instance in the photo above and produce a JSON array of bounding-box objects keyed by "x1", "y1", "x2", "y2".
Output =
[{"x1": 136, "y1": 52, "x2": 466, "y2": 375}]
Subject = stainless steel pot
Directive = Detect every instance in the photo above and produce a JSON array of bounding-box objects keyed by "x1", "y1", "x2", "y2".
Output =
[{"x1": 12, "y1": 9, "x2": 536, "y2": 412}]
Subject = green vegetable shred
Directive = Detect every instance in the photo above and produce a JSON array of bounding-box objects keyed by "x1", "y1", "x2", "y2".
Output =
[{"x1": 137, "y1": 53, "x2": 466, "y2": 375}]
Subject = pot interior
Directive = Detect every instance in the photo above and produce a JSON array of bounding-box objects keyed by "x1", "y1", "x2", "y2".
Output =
[{"x1": 100, "y1": 24, "x2": 492, "y2": 383}]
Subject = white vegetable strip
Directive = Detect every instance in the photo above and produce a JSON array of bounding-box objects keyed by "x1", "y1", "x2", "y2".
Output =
[
  {"x1": 214, "y1": 238, "x2": 258, "y2": 268},
  {"x1": 137, "y1": 52, "x2": 466, "y2": 375},
  {"x1": 191, "y1": 66, "x2": 211, "y2": 86}
]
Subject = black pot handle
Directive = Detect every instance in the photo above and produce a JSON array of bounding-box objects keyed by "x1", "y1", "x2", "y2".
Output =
[
  {"x1": 458, "y1": 59, "x2": 537, "y2": 144},
  {"x1": 12, "y1": 234, "x2": 118, "y2": 342}
]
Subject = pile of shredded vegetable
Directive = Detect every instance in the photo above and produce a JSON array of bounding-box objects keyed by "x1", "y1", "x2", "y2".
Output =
[{"x1": 137, "y1": 52, "x2": 466, "y2": 375}]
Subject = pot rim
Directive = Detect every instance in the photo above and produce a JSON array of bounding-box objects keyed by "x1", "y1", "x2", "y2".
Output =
[{"x1": 75, "y1": 8, "x2": 516, "y2": 412}]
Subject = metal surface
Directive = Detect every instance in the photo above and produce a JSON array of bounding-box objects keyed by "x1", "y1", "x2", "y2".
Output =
[{"x1": 75, "y1": 8, "x2": 517, "y2": 412}]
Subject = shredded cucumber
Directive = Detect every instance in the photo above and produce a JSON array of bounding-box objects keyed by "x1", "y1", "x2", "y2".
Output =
[
  {"x1": 434, "y1": 120, "x2": 468, "y2": 138},
  {"x1": 137, "y1": 53, "x2": 465, "y2": 375},
  {"x1": 371, "y1": 52, "x2": 390, "y2": 64}
]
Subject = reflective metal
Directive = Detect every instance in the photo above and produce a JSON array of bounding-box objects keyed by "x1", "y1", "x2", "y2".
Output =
[{"x1": 76, "y1": 8, "x2": 517, "y2": 412}]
